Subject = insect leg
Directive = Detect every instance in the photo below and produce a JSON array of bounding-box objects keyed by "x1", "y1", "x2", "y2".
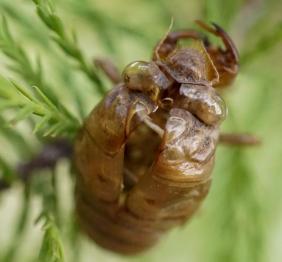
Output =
[
  {"x1": 142, "y1": 116, "x2": 164, "y2": 137},
  {"x1": 128, "y1": 102, "x2": 164, "y2": 137},
  {"x1": 219, "y1": 132, "x2": 261, "y2": 146},
  {"x1": 94, "y1": 58, "x2": 121, "y2": 84},
  {"x1": 124, "y1": 168, "x2": 139, "y2": 186},
  {"x1": 195, "y1": 20, "x2": 239, "y2": 87},
  {"x1": 196, "y1": 21, "x2": 239, "y2": 62},
  {"x1": 153, "y1": 29, "x2": 203, "y2": 60}
]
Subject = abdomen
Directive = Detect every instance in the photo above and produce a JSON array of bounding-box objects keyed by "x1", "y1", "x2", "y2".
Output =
[{"x1": 75, "y1": 93, "x2": 219, "y2": 254}]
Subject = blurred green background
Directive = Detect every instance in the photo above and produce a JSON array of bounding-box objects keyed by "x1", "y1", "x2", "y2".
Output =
[{"x1": 0, "y1": 0, "x2": 282, "y2": 261}]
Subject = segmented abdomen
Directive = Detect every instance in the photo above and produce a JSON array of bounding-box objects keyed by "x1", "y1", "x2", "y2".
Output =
[{"x1": 75, "y1": 85, "x2": 219, "y2": 254}]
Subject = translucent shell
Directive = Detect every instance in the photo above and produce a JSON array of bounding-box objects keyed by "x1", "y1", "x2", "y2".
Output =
[
  {"x1": 158, "y1": 41, "x2": 219, "y2": 84},
  {"x1": 177, "y1": 83, "x2": 227, "y2": 126}
]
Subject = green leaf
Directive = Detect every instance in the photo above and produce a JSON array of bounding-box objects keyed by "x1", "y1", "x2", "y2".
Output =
[
  {"x1": 33, "y1": 115, "x2": 50, "y2": 134},
  {"x1": 11, "y1": 81, "x2": 34, "y2": 101},
  {"x1": 0, "y1": 78, "x2": 79, "y2": 137},
  {"x1": 9, "y1": 105, "x2": 33, "y2": 125},
  {"x1": 38, "y1": 214, "x2": 64, "y2": 262},
  {"x1": 203, "y1": 0, "x2": 244, "y2": 27},
  {"x1": 43, "y1": 122, "x2": 64, "y2": 137},
  {"x1": 241, "y1": 21, "x2": 282, "y2": 65},
  {"x1": 32, "y1": 85, "x2": 58, "y2": 112},
  {"x1": 0, "y1": 156, "x2": 13, "y2": 182},
  {"x1": 52, "y1": 35, "x2": 79, "y2": 58},
  {"x1": 1, "y1": 16, "x2": 13, "y2": 41},
  {"x1": 32, "y1": 0, "x2": 106, "y2": 94}
]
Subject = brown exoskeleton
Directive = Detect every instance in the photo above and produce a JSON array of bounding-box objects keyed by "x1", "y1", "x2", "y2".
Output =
[{"x1": 74, "y1": 21, "x2": 259, "y2": 255}]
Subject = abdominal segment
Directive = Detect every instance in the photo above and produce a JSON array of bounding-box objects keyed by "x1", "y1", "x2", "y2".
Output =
[{"x1": 75, "y1": 88, "x2": 219, "y2": 254}]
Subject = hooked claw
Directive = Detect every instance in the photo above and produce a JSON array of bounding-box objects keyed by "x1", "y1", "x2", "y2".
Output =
[{"x1": 195, "y1": 20, "x2": 239, "y2": 87}]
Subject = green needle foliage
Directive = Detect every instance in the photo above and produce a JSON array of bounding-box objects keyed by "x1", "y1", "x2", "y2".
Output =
[
  {"x1": 0, "y1": 0, "x2": 281, "y2": 262},
  {"x1": 0, "y1": 16, "x2": 83, "y2": 125},
  {"x1": 209, "y1": 149, "x2": 264, "y2": 262},
  {"x1": 32, "y1": 0, "x2": 106, "y2": 95},
  {"x1": 240, "y1": 21, "x2": 282, "y2": 65},
  {"x1": 38, "y1": 213, "x2": 64, "y2": 262},
  {"x1": 0, "y1": 80, "x2": 79, "y2": 137},
  {"x1": 0, "y1": 17, "x2": 43, "y2": 86},
  {"x1": 0, "y1": 156, "x2": 13, "y2": 184},
  {"x1": 0, "y1": 17, "x2": 58, "y2": 106}
]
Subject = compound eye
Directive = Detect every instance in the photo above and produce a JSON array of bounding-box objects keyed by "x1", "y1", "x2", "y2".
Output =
[
  {"x1": 123, "y1": 61, "x2": 153, "y2": 91},
  {"x1": 123, "y1": 61, "x2": 170, "y2": 101}
]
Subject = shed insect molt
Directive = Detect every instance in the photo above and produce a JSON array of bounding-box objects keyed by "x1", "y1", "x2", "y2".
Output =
[{"x1": 74, "y1": 21, "x2": 258, "y2": 255}]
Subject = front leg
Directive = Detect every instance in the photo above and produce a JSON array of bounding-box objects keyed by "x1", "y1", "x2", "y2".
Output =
[
  {"x1": 153, "y1": 29, "x2": 203, "y2": 60},
  {"x1": 196, "y1": 20, "x2": 239, "y2": 87},
  {"x1": 219, "y1": 132, "x2": 261, "y2": 146},
  {"x1": 94, "y1": 58, "x2": 121, "y2": 84}
]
